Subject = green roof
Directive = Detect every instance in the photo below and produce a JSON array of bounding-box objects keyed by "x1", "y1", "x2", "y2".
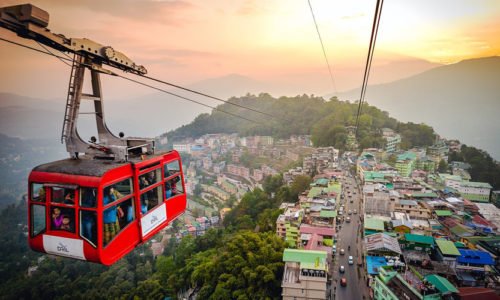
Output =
[
  {"x1": 412, "y1": 192, "x2": 438, "y2": 198},
  {"x1": 454, "y1": 242, "x2": 466, "y2": 248},
  {"x1": 364, "y1": 218, "x2": 385, "y2": 231},
  {"x1": 313, "y1": 178, "x2": 329, "y2": 186},
  {"x1": 450, "y1": 225, "x2": 473, "y2": 237},
  {"x1": 404, "y1": 233, "x2": 435, "y2": 245},
  {"x1": 282, "y1": 249, "x2": 327, "y2": 270},
  {"x1": 397, "y1": 152, "x2": 417, "y2": 161},
  {"x1": 460, "y1": 181, "x2": 493, "y2": 189},
  {"x1": 435, "y1": 210, "x2": 453, "y2": 217},
  {"x1": 307, "y1": 187, "x2": 323, "y2": 198},
  {"x1": 325, "y1": 183, "x2": 341, "y2": 194},
  {"x1": 319, "y1": 210, "x2": 337, "y2": 218},
  {"x1": 436, "y1": 239, "x2": 461, "y2": 256},
  {"x1": 425, "y1": 274, "x2": 458, "y2": 294}
]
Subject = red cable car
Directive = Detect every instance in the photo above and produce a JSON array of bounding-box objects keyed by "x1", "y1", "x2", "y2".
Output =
[
  {"x1": 28, "y1": 151, "x2": 186, "y2": 265},
  {"x1": 0, "y1": 3, "x2": 188, "y2": 265}
]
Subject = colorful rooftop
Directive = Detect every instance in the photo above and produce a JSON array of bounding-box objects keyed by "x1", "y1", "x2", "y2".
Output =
[
  {"x1": 282, "y1": 249, "x2": 327, "y2": 270},
  {"x1": 404, "y1": 233, "x2": 435, "y2": 245},
  {"x1": 435, "y1": 239, "x2": 461, "y2": 256},
  {"x1": 425, "y1": 274, "x2": 458, "y2": 295}
]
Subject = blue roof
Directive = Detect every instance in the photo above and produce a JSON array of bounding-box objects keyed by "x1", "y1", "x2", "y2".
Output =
[
  {"x1": 457, "y1": 249, "x2": 495, "y2": 266},
  {"x1": 366, "y1": 256, "x2": 388, "y2": 275}
]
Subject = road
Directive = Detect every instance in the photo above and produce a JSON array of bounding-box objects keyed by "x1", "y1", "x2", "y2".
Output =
[{"x1": 331, "y1": 165, "x2": 368, "y2": 300}]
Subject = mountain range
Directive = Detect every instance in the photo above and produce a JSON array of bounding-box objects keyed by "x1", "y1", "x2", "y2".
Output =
[
  {"x1": 336, "y1": 56, "x2": 500, "y2": 160},
  {"x1": 0, "y1": 56, "x2": 498, "y2": 159}
]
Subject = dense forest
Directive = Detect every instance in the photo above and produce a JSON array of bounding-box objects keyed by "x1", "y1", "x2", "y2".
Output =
[
  {"x1": 0, "y1": 174, "x2": 306, "y2": 300},
  {"x1": 449, "y1": 145, "x2": 500, "y2": 189}
]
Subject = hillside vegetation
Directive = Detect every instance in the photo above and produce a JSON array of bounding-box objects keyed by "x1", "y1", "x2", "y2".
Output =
[{"x1": 161, "y1": 94, "x2": 436, "y2": 151}]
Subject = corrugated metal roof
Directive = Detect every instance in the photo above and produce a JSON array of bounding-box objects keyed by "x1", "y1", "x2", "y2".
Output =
[
  {"x1": 436, "y1": 239, "x2": 461, "y2": 256},
  {"x1": 425, "y1": 274, "x2": 458, "y2": 294}
]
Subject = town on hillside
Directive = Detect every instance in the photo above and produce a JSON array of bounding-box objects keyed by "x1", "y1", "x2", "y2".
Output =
[{"x1": 171, "y1": 130, "x2": 499, "y2": 300}]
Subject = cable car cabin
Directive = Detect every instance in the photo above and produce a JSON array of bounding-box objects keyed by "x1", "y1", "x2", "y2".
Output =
[{"x1": 27, "y1": 151, "x2": 186, "y2": 265}]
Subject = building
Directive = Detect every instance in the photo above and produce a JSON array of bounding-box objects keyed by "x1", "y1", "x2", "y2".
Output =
[
  {"x1": 281, "y1": 249, "x2": 328, "y2": 300},
  {"x1": 227, "y1": 164, "x2": 250, "y2": 178},
  {"x1": 395, "y1": 152, "x2": 417, "y2": 177},
  {"x1": 394, "y1": 200, "x2": 431, "y2": 220},
  {"x1": 365, "y1": 217, "x2": 386, "y2": 236},
  {"x1": 364, "y1": 185, "x2": 399, "y2": 217},
  {"x1": 373, "y1": 267, "x2": 442, "y2": 300},
  {"x1": 172, "y1": 142, "x2": 190, "y2": 153},
  {"x1": 458, "y1": 181, "x2": 492, "y2": 203},
  {"x1": 384, "y1": 132, "x2": 401, "y2": 153},
  {"x1": 435, "y1": 239, "x2": 461, "y2": 269},
  {"x1": 402, "y1": 233, "x2": 435, "y2": 253}
]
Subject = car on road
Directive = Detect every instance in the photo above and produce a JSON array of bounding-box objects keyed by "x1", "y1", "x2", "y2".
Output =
[
  {"x1": 332, "y1": 245, "x2": 337, "y2": 253},
  {"x1": 348, "y1": 256, "x2": 354, "y2": 265},
  {"x1": 348, "y1": 210, "x2": 352, "y2": 215},
  {"x1": 340, "y1": 248, "x2": 345, "y2": 255},
  {"x1": 339, "y1": 265, "x2": 345, "y2": 273},
  {"x1": 350, "y1": 199, "x2": 353, "y2": 203},
  {"x1": 353, "y1": 209, "x2": 357, "y2": 214},
  {"x1": 346, "y1": 217, "x2": 351, "y2": 223},
  {"x1": 340, "y1": 277, "x2": 347, "y2": 286}
]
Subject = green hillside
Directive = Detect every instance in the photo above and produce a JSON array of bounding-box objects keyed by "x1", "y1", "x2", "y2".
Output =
[{"x1": 161, "y1": 93, "x2": 436, "y2": 151}]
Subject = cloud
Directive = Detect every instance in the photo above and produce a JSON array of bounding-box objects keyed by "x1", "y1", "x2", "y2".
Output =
[{"x1": 41, "y1": 0, "x2": 194, "y2": 25}]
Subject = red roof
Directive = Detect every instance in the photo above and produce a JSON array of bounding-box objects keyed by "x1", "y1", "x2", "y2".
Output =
[
  {"x1": 472, "y1": 215, "x2": 498, "y2": 230},
  {"x1": 458, "y1": 287, "x2": 499, "y2": 300},
  {"x1": 300, "y1": 224, "x2": 335, "y2": 236}
]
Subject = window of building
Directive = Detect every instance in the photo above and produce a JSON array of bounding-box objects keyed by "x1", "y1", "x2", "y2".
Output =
[
  {"x1": 31, "y1": 204, "x2": 46, "y2": 237},
  {"x1": 31, "y1": 183, "x2": 45, "y2": 202}
]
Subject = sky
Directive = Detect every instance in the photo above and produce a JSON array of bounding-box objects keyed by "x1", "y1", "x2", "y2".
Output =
[{"x1": 1, "y1": 0, "x2": 499, "y2": 100}]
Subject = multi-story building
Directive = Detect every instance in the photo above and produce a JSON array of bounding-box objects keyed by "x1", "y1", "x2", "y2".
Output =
[
  {"x1": 364, "y1": 185, "x2": 399, "y2": 217},
  {"x1": 173, "y1": 142, "x2": 191, "y2": 153},
  {"x1": 282, "y1": 249, "x2": 328, "y2": 300},
  {"x1": 227, "y1": 164, "x2": 250, "y2": 178},
  {"x1": 382, "y1": 128, "x2": 401, "y2": 153},
  {"x1": 395, "y1": 152, "x2": 417, "y2": 177},
  {"x1": 428, "y1": 139, "x2": 449, "y2": 163},
  {"x1": 458, "y1": 181, "x2": 492, "y2": 203},
  {"x1": 394, "y1": 200, "x2": 432, "y2": 220}
]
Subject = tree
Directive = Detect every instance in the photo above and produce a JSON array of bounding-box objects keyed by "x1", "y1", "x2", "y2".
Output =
[
  {"x1": 263, "y1": 174, "x2": 284, "y2": 196},
  {"x1": 290, "y1": 175, "x2": 312, "y2": 202},
  {"x1": 438, "y1": 159, "x2": 449, "y2": 173}
]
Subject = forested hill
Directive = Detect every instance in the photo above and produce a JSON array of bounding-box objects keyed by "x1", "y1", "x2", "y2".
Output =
[{"x1": 160, "y1": 94, "x2": 437, "y2": 151}]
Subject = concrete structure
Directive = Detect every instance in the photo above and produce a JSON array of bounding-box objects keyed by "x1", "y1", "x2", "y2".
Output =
[
  {"x1": 373, "y1": 267, "x2": 442, "y2": 300},
  {"x1": 282, "y1": 249, "x2": 328, "y2": 300},
  {"x1": 395, "y1": 152, "x2": 417, "y2": 177},
  {"x1": 458, "y1": 181, "x2": 492, "y2": 203},
  {"x1": 394, "y1": 200, "x2": 432, "y2": 220},
  {"x1": 364, "y1": 185, "x2": 399, "y2": 217}
]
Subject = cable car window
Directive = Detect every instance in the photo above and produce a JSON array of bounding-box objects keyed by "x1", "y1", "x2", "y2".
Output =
[
  {"x1": 51, "y1": 187, "x2": 75, "y2": 205},
  {"x1": 118, "y1": 199, "x2": 134, "y2": 229},
  {"x1": 31, "y1": 204, "x2": 46, "y2": 236},
  {"x1": 80, "y1": 187, "x2": 97, "y2": 208},
  {"x1": 165, "y1": 160, "x2": 180, "y2": 177},
  {"x1": 165, "y1": 175, "x2": 183, "y2": 199},
  {"x1": 31, "y1": 183, "x2": 45, "y2": 202},
  {"x1": 50, "y1": 206, "x2": 75, "y2": 233},
  {"x1": 106, "y1": 179, "x2": 132, "y2": 201},
  {"x1": 140, "y1": 185, "x2": 163, "y2": 214},
  {"x1": 80, "y1": 210, "x2": 97, "y2": 246},
  {"x1": 103, "y1": 202, "x2": 122, "y2": 246},
  {"x1": 139, "y1": 169, "x2": 160, "y2": 189}
]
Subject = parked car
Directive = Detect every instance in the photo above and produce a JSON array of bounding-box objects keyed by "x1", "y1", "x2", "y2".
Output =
[
  {"x1": 332, "y1": 245, "x2": 337, "y2": 253},
  {"x1": 348, "y1": 256, "x2": 354, "y2": 265},
  {"x1": 340, "y1": 248, "x2": 345, "y2": 255},
  {"x1": 353, "y1": 209, "x2": 357, "y2": 214},
  {"x1": 340, "y1": 277, "x2": 347, "y2": 286},
  {"x1": 339, "y1": 265, "x2": 345, "y2": 273}
]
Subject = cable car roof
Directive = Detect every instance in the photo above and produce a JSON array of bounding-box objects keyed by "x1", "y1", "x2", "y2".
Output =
[{"x1": 33, "y1": 152, "x2": 168, "y2": 177}]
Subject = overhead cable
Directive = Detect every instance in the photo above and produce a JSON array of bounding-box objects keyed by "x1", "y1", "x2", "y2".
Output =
[
  {"x1": 0, "y1": 37, "x2": 267, "y2": 125},
  {"x1": 354, "y1": 0, "x2": 384, "y2": 137},
  {"x1": 308, "y1": 0, "x2": 337, "y2": 95}
]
